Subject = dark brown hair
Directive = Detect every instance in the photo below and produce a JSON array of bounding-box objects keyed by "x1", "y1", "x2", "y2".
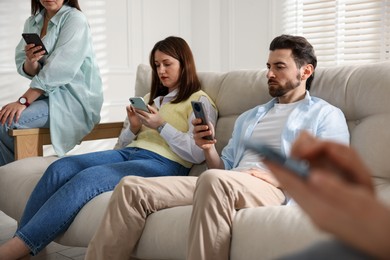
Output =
[
  {"x1": 269, "y1": 34, "x2": 317, "y2": 90},
  {"x1": 31, "y1": 0, "x2": 81, "y2": 15},
  {"x1": 148, "y1": 36, "x2": 201, "y2": 105}
]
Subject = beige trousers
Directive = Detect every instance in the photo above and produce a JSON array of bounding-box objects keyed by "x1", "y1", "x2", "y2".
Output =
[
  {"x1": 86, "y1": 169, "x2": 284, "y2": 260},
  {"x1": 187, "y1": 169, "x2": 285, "y2": 260},
  {"x1": 85, "y1": 175, "x2": 197, "y2": 260}
]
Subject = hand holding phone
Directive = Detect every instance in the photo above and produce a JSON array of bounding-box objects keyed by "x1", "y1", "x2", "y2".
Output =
[
  {"x1": 22, "y1": 33, "x2": 48, "y2": 54},
  {"x1": 191, "y1": 101, "x2": 213, "y2": 140},
  {"x1": 129, "y1": 97, "x2": 150, "y2": 113},
  {"x1": 245, "y1": 141, "x2": 309, "y2": 179}
]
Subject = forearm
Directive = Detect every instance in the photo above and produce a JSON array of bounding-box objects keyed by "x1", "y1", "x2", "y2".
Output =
[
  {"x1": 23, "y1": 61, "x2": 40, "y2": 77},
  {"x1": 204, "y1": 146, "x2": 224, "y2": 169}
]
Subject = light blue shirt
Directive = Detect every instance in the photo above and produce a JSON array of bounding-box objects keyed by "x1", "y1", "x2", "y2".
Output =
[
  {"x1": 15, "y1": 5, "x2": 103, "y2": 156},
  {"x1": 221, "y1": 91, "x2": 350, "y2": 170}
]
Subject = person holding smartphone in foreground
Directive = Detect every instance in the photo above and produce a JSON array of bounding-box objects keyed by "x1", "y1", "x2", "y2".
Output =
[
  {"x1": 85, "y1": 34, "x2": 349, "y2": 260},
  {"x1": 0, "y1": 0, "x2": 103, "y2": 166},
  {"x1": 0, "y1": 36, "x2": 217, "y2": 259},
  {"x1": 265, "y1": 132, "x2": 390, "y2": 260}
]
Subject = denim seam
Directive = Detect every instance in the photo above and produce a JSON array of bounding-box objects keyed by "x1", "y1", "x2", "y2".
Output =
[{"x1": 16, "y1": 111, "x2": 49, "y2": 126}]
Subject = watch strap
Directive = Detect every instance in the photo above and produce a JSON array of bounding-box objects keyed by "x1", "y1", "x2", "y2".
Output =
[
  {"x1": 157, "y1": 122, "x2": 167, "y2": 133},
  {"x1": 18, "y1": 97, "x2": 30, "y2": 107}
]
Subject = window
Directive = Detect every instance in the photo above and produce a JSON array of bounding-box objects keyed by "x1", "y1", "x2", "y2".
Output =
[{"x1": 281, "y1": 0, "x2": 390, "y2": 67}]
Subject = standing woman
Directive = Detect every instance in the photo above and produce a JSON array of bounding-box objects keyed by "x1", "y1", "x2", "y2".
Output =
[
  {"x1": 0, "y1": 36, "x2": 217, "y2": 259},
  {"x1": 0, "y1": 0, "x2": 103, "y2": 166}
]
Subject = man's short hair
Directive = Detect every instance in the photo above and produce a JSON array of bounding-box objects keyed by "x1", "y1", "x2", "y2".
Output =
[{"x1": 269, "y1": 35, "x2": 317, "y2": 90}]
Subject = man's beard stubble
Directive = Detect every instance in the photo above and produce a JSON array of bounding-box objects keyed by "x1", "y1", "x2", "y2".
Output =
[{"x1": 268, "y1": 72, "x2": 301, "y2": 98}]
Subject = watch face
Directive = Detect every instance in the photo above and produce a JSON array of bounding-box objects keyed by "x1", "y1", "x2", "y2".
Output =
[{"x1": 19, "y1": 97, "x2": 27, "y2": 104}]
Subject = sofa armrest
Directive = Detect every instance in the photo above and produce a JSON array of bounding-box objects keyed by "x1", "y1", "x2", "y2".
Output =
[{"x1": 9, "y1": 122, "x2": 124, "y2": 160}]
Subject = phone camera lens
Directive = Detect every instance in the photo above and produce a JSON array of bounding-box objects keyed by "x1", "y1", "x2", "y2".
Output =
[{"x1": 194, "y1": 103, "x2": 200, "y2": 111}]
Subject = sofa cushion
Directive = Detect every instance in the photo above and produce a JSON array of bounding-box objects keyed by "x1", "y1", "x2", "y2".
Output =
[
  {"x1": 231, "y1": 206, "x2": 328, "y2": 259},
  {"x1": 0, "y1": 156, "x2": 58, "y2": 220}
]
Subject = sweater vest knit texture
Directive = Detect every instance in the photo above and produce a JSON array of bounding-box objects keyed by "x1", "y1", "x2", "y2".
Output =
[{"x1": 127, "y1": 90, "x2": 215, "y2": 168}]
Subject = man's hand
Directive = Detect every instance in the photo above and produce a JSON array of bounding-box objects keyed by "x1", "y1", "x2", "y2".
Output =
[
  {"x1": 241, "y1": 168, "x2": 281, "y2": 188},
  {"x1": 192, "y1": 118, "x2": 216, "y2": 150}
]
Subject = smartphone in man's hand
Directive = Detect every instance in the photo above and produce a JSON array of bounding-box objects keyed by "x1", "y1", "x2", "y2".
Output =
[{"x1": 191, "y1": 101, "x2": 213, "y2": 140}]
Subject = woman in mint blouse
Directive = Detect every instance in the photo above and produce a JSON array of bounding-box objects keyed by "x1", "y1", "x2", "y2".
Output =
[{"x1": 0, "y1": 0, "x2": 103, "y2": 166}]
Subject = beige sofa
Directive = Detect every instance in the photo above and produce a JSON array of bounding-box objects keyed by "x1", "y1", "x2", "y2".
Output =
[{"x1": 1, "y1": 62, "x2": 390, "y2": 259}]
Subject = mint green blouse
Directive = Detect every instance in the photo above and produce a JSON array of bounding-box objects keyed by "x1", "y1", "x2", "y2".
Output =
[{"x1": 15, "y1": 5, "x2": 103, "y2": 156}]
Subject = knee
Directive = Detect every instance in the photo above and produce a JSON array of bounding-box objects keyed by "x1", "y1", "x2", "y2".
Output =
[
  {"x1": 46, "y1": 157, "x2": 72, "y2": 173},
  {"x1": 195, "y1": 169, "x2": 228, "y2": 196},
  {"x1": 113, "y1": 176, "x2": 145, "y2": 199}
]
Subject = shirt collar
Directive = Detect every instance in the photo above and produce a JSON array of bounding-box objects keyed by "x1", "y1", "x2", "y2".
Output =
[
  {"x1": 34, "y1": 5, "x2": 71, "y2": 26},
  {"x1": 153, "y1": 88, "x2": 179, "y2": 108}
]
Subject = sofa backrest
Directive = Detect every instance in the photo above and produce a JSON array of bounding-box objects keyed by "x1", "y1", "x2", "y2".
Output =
[{"x1": 134, "y1": 62, "x2": 390, "y2": 185}]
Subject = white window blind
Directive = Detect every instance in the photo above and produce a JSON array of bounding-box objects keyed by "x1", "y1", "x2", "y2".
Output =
[{"x1": 281, "y1": 0, "x2": 390, "y2": 67}]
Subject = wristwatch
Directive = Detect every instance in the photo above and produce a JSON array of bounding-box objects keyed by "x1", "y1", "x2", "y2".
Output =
[
  {"x1": 18, "y1": 97, "x2": 30, "y2": 107},
  {"x1": 157, "y1": 122, "x2": 167, "y2": 133}
]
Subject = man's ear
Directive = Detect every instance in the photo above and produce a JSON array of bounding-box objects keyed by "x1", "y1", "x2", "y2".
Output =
[{"x1": 301, "y1": 64, "x2": 314, "y2": 80}]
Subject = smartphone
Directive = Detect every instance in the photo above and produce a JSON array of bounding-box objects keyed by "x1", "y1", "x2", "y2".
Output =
[
  {"x1": 191, "y1": 101, "x2": 213, "y2": 140},
  {"x1": 129, "y1": 97, "x2": 150, "y2": 113},
  {"x1": 22, "y1": 33, "x2": 47, "y2": 54},
  {"x1": 245, "y1": 141, "x2": 309, "y2": 179}
]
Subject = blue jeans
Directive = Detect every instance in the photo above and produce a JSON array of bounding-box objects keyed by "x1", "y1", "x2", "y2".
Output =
[
  {"x1": 15, "y1": 147, "x2": 190, "y2": 255},
  {"x1": 0, "y1": 98, "x2": 49, "y2": 166}
]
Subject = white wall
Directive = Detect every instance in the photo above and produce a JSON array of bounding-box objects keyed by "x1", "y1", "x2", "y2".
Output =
[{"x1": 0, "y1": 0, "x2": 282, "y2": 155}]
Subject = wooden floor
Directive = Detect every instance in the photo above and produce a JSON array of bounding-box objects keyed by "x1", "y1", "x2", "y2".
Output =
[{"x1": 0, "y1": 211, "x2": 87, "y2": 260}]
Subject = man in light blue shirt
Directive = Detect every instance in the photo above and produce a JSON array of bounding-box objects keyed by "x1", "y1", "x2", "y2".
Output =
[
  {"x1": 187, "y1": 34, "x2": 349, "y2": 260},
  {"x1": 0, "y1": 3, "x2": 103, "y2": 166}
]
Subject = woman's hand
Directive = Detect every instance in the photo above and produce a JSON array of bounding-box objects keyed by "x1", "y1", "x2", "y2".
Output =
[
  {"x1": 129, "y1": 105, "x2": 165, "y2": 133},
  {"x1": 127, "y1": 105, "x2": 142, "y2": 134},
  {"x1": 23, "y1": 44, "x2": 45, "y2": 76},
  {"x1": 25, "y1": 44, "x2": 45, "y2": 63},
  {"x1": 0, "y1": 102, "x2": 26, "y2": 126}
]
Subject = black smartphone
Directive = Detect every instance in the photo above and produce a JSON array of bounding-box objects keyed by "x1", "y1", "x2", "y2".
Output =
[
  {"x1": 191, "y1": 101, "x2": 213, "y2": 140},
  {"x1": 245, "y1": 141, "x2": 309, "y2": 179},
  {"x1": 22, "y1": 33, "x2": 48, "y2": 54},
  {"x1": 129, "y1": 97, "x2": 150, "y2": 113}
]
